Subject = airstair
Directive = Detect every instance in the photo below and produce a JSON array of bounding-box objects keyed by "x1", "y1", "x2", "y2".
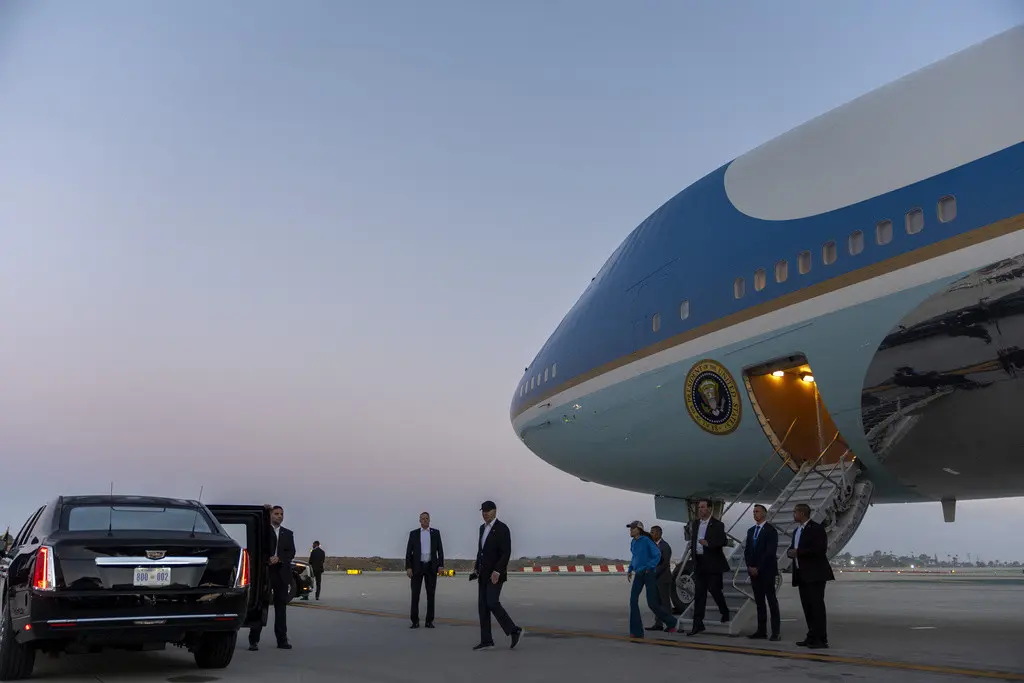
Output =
[{"x1": 676, "y1": 429, "x2": 874, "y2": 635}]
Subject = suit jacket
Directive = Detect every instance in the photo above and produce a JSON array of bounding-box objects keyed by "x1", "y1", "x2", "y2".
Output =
[
  {"x1": 475, "y1": 519, "x2": 511, "y2": 584},
  {"x1": 789, "y1": 520, "x2": 835, "y2": 585},
  {"x1": 655, "y1": 539, "x2": 672, "y2": 579},
  {"x1": 687, "y1": 517, "x2": 730, "y2": 575},
  {"x1": 309, "y1": 547, "x2": 326, "y2": 571},
  {"x1": 269, "y1": 525, "x2": 296, "y2": 583},
  {"x1": 743, "y1": 523, "x2": 779, "y2": 578},
  {"x1": 405, "y1": 528, "x2": 444, "y2": 573}
]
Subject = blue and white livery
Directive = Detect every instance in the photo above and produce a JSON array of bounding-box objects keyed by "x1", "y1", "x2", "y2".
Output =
[{"x1": 510, "y1": 25, "x2": 1024, "y2": 525}]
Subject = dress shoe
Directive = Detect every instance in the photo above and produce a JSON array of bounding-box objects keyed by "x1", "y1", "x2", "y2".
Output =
[
  {"x1": 248, "y1": 644, "x2": 258, "y2": 651},
  {"x1": 472, "y1": 642, "x2": 494, "y2": 651},
  {"x1": 425, "y1": 622, "x2": 435, "y2": 629},
  {"x1": 747, "y1": 632, "x2": 767, "y2": 639},
  {"x1": 808, "y1": 641, "x2": 829, "y2": 649},
  {"x1": 510, "y1": 629, "x2": 523, "y2": 649},
  {"x1": 686, "y1": 623, "x2": 705, "y2": 636},
  {"x1": 410, "y1": 623, "x2": 419, "y2": 629},
  {"x1": 796, "y1": 639, "x2": 811, "y2": 647},
  {"x1": 770, "y1": 634, "x2": 781, "y2": 642},
  {"x1": 277, "y1": 642, "x2": 292, "y2": 649},
  {"x1": 720, "y1": 611, "x2": 731, "y2": 624}
]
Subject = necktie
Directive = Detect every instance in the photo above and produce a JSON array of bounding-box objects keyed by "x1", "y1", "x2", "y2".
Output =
[{"x1": 753, "y1": 526, "x2": 761, "y2": 542}]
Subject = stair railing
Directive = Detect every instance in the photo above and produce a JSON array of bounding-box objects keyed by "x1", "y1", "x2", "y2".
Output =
[
  {"x1": 729, "y1": 431, "x2": 841, "y2": 599},
  {"x1": 764, "y1": 430, "x2": 840, "y2": 527}
]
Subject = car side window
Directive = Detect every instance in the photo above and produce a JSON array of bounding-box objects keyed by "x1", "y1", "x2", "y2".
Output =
[{"x1": 13, "y1": 506, "x2": 45, "y2": 548}]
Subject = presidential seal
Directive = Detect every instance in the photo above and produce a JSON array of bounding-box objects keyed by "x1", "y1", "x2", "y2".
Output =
[{"x1": 684, "y1": 359, "x2": 742, "y2": 435}]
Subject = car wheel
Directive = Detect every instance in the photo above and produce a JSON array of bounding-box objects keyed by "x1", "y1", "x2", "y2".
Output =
[
  {"x1": 0, "y1": 607, "x2": 35, "y2": 681},
  {"x1": 287, "y1": 575, "x2": 297, "y2": 602},
  {"x1": 193, "y1": 631, "x2": 237, "y2": 669}
]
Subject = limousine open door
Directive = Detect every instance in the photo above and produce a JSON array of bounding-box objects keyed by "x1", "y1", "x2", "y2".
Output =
[{"x1": 206, "y1": 504, "x2": 271, "y2": 629}]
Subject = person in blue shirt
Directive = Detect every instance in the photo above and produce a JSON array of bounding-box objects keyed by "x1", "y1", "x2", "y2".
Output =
[{"x1": 626, "y1": 520, "x2": 678, "y2": 638}]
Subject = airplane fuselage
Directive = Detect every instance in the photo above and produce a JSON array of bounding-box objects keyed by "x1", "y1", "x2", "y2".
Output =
[{"x1": 510, "y1": 26, "x2": 1024, "y2": 511}]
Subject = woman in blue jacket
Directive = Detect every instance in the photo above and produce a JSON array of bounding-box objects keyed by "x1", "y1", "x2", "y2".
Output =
[{"x1": 626, "y1": 520, "x2": 678, "y2": 638}]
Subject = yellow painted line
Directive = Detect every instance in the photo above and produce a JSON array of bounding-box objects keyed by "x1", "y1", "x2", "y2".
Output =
[{"x1": 294, "y1": 601, "x2": 1024, "y2": 681}]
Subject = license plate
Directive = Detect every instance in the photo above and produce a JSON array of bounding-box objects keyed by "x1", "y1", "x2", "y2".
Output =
[{"x1": 133, "y1": 567, "x2": 171, "y2": 587}]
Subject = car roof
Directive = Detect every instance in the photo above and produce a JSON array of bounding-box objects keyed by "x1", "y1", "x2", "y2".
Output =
[{"x1": 58, "y1": 495, "x2": 200, "y2": 507}]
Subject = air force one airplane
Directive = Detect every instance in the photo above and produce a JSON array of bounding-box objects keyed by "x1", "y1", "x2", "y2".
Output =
[{"x1": 509, "y1": 25, "x2": 1024, "y2": 628}]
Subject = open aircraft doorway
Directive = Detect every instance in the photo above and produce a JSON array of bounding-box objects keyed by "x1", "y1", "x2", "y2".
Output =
[{"x1": 743, "y1": 354, "x2": 852, "y2": 470}]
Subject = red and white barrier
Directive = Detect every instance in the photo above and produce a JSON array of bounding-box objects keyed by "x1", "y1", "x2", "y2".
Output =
[{"x1": 520, "y1": 564, "x2": 629, "y2": 573}]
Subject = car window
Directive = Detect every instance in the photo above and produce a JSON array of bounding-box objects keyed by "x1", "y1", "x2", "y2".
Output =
[
  {"x1": 61, "y1": 505, "x2": 214, "y2": 533},
  {"x1": 14, "y1": 506, "x2": 45, "y2": 547}
]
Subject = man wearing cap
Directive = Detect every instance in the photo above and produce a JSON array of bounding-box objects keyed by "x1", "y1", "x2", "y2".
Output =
[
  {"x1": 471, "y1": 501, "x2": 523, "y2": 651},
  {"x1": 626, "y1": 520, "x2": 678, "y2": 638}
]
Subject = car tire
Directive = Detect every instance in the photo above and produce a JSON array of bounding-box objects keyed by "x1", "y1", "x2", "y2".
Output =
[
  {"x1": 287, "y1": 575, "x2": 298, "y2": 602},
  {"x1": 0, "y1": 608, "x2": 35, "y2": 681},
  {"x1": 193, "y1": 631, "x2": 236, "y2": 669}
]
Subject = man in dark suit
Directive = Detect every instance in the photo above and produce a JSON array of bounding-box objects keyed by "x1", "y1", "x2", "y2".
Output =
[
  {"x1": 685, "y1": 499, "x2": 731, "y2": 636},
  {"x1": 308, "y1": 541, "x2": 325, "y2": 601},
  {"x1": 744, "y1": 504, "x2": 781, "y2": 641},
  {"x1": 471, "y1": 501, "x2": 523, "y2": 651},
  {"x1": 786, "y1": 502, "x2": 834, "y2": 649},
  {"x1": 405, "y1": 511, "x2": 444, "y2": 628},
  {"x1": 646, "y1": 525, "x2": 674, "y2": 631},
  {"x1": 249, "y1": 505, "x2": 295, "y2": 650}
]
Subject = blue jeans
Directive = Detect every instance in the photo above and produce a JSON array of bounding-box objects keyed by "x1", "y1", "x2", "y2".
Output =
[{"x1": 629, "y1": 570, "x2": 677, "y2": 637}]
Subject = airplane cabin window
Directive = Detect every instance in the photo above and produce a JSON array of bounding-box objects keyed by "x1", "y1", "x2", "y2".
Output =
[
  {"x1": 734, "y1": 277, "x2": 745, "y2": 299},
  {"x1": 876, "y1": 219, "x2": 893, "y2": 245},
  {"x1": 679, "y1": 299, "x2": 690, "y2": 320},
  {"x1": 848, "y1": 230, "x2": 864, "y2": 256},
  {"x1": 822, "y1": 240, "x2": 837, "y2": 265},
  {"x1": 551, "y1": 363, "x2": 557, "y2": 378},
  {"x1": 798, "y1": 251, "x2": 812, "y2": 275},
  {"x1": 775, "y1": 260, "x2": 788, "y2": 283},
  {"x1": 754, "y1": 268, "x2": 766, "y2": 292},
  {"x1": 906, "y1": 208, "x2": 924, "y2": 235},
  {"x1": 530, "y1": 376, "x2": 535, "y2": 389},
  {"x1": 938, "y1": 195, "x2": 957, "y2": 223},
  {"x1": 652, "y1": 313, "x2": 661, "y2": 332},
  {"x1": 544, "y1": 368, "x2": 549, "y2": 382}
]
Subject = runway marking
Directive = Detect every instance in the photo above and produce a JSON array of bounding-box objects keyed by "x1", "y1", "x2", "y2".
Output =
[
  {"x1": 910, "y1": 626, "x2": 938, "y2": 630},
  {"x1": 293, "y1": 602, "x2": 1024, "y2": 681}
]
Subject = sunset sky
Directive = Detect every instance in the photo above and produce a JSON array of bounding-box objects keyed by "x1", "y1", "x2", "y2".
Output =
[{"x1": 1, "y1": 0, "x2": 1022, "y2": 562}]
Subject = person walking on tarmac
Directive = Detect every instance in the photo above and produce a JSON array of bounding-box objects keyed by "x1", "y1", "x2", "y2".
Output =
[
  {"x1": 308, "y1": 541, "x2": 326, "y2": 601},
  {"x1": 626, "y1": 521, "x2": 678, "y2": 638},
  {"x1": 646, "y1": 525, "x2": 675, "y2": 631},
  {"x1": 685, "y1": 499, "x2": 731, "y2": 636}
]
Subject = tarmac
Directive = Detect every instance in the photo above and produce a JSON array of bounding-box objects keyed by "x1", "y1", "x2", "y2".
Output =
[{"x1": 23, "y1": 568, "x2": 1024, "y2": 682}]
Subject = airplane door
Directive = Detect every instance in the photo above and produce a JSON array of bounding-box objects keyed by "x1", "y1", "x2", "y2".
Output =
[{"x1": 206, "y1": 504, "x2": 271, "y2": 628}]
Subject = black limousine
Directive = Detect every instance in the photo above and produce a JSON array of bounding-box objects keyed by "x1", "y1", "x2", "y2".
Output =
[{"x1": 0, "y1": 495, "x2": 280, "y2": 680}]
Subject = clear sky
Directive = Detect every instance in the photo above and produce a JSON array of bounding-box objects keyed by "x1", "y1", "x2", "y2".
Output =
[{"x1": 1, "y1": 1, "x2": 1022, "y2": 563}]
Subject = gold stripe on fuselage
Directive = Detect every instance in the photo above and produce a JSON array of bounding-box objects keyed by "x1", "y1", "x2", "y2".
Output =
[{"x1": 512, "y1": 212, "x2": 1024, "y2": 422}]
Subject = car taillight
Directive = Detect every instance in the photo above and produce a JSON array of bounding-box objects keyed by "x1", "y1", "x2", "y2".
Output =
[
  {"x1": 33, "y1": 546, "x2": 56, "y2": 591},
  {"x1": 235, "y1": 548, "x2": 250, "y2": 588}
]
